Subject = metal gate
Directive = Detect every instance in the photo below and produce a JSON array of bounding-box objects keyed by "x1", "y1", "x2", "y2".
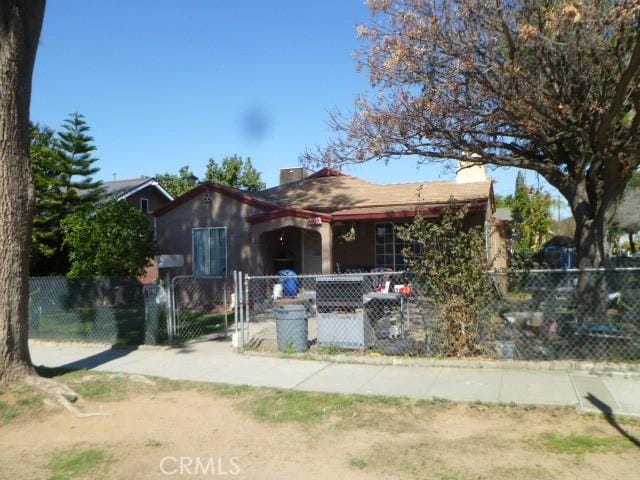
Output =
[{"x1": 170, "y1": 276, "x2": 230, "y2": 344}]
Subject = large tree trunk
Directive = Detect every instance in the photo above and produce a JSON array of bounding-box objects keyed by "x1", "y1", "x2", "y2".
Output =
[
  {"x1": 0, "y1": 1, "x2": 46, "y2": 384},
  {"x1": 629, "y1": 232, "x2": 636, "y2": 255},
  {"x1": 569, "y1": 178, "x2": 620, "y2": 323}
]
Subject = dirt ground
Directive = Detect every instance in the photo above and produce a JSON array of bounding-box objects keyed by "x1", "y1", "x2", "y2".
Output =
[{"x1": 1, "y1": 376, "x2": 639, "y2": 480}]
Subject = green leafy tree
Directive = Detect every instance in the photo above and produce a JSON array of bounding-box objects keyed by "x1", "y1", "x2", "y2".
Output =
[
  {"x1": 156, "y1": 165, "x2": 199, "y2": 198},
  {"x1": 30, "y1": 123, "x2": 62, "y2": 273},
  {"x1": 205, "y1": 155, "x2": 266, "y2": 191},
  {"x1": 508, "y1": 177, "x2": 553, "y2": 258},
  {"x1": 398, "y1": 202, "x2": 493, "y2": 356},
  {"x1": 62, "y1": 200, "x2": 156, "y2": 278},
  {"x1": 158, "y1": 156, "x2": 266, "y2": 197},
  {"x1": 494, "y1": 194, "x2": 513, "y2": 209}
]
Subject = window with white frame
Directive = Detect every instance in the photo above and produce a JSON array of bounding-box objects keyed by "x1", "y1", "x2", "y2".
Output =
[
  {"x1": 140, "y1": 198, "x2": 149, "y2": 213},
  {"x1": 192, "y1": 227, "x2": 227, "y2": 277},
  {"x1": 375, "y1": 223, "x2": 413, "y2": 270}
]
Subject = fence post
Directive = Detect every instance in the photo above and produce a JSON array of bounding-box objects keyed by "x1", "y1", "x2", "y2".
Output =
[
  {"x1": 244, "y1": 273, "x2": 250, "y2": 345},
  {"x1": 233, "y1": 271, "x2": 239, "y2": 349},
  {"x1": 168, "y1": 275, "x2": 177, "y2": 345},
  {"x1": 238, "y1": 271, "x2": 245, "y2": 350},
  {"x1": 223, "y1": 278, "x2": 228, "y2": 333}
]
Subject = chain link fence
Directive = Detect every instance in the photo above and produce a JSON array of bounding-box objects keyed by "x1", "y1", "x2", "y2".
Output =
[
  {"x1": 29, "y1": 277, "x2": 167, "y2": 345},
  {"x1": 28, "y1": 276, "x2": 232, "y2": 346},
  {"x1": 242, "y1": 269, "x2": 640, "y2": 361},
  {"x1": 171, "y1": 276, "x2": 230, "y2": 343},
  {"x1": 29, "y1": 268, "x2": 640, "y2": 359}
]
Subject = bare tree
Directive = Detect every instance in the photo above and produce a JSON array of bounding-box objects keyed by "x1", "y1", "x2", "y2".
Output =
[
  {"x1": 0, "y1": 1, "x2": 46, "y2": 383},
  {"x1": 304, "y1": 0, "x2": 640, "y2": 272}
]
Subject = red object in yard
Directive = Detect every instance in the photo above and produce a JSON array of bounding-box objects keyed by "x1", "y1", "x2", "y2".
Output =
[{"x1": 399, "y1": 284, "x2": 412, "y2": 296}]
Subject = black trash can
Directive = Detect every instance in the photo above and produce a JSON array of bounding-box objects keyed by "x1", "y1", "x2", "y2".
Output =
[{"x1": 275, "y1": 303, "x2": 309, "y2": 352}]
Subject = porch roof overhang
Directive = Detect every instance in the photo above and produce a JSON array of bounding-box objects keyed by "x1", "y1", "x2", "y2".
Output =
[
  {"x1": 331, "y1": 199, "x2": 488, "y2": 221},
  {"x1": 247, "y1": 199, "x2": 488, "y2": 224},
  {"x1": 246, "y1": 208, "x2": 332, "y2": 225}
]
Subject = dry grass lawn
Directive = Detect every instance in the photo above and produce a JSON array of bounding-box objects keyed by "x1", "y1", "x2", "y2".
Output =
[{"x1": 0, "y1": 370, "x2": 639, "y2": 480}]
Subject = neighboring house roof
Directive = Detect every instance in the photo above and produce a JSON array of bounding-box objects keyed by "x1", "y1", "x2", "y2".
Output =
[
  {"x1": 494, "y1": 207, "x2": 513, "y2": 222},
  {"x1": 101, "y1": 176, "x2": 174, "y2": 201},
  {"x1": 154, "y1": 168, "x2": 493, "y2": 222}
]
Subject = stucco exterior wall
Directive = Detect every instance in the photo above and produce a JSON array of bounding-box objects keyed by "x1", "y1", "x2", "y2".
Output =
[
  {"x1": 332, "y1": 212, "x2": 488, "y2": 272},
  {"x1": 155, "y1": 190, "x2": 267, "y2": 277},
  {"x1": 154, "y1": 187, "x2": 495, "y2": 278}
]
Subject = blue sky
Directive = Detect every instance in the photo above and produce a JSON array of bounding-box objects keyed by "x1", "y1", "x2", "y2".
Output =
[{"x1": 31, "y1": 0, "x2": 565, "y2": 208}]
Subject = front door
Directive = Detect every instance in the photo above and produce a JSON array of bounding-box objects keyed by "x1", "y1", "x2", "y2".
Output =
[{"x1": 301, "y1": 229, "x2": 322, "y2": 274}]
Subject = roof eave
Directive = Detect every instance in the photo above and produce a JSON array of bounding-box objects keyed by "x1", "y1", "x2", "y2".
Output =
[
  {"x1": 153, "y1": 182, "x2": 279, "y2": 217},
  {"x1": 247, "y1": 208, "x2": 332, "y2": 225},
  {"x1": 117, "y1": 179, "x2": 174, "y2": 202},
  {"x1": 332, "y1": 200, "x2": 488, "y2": 221}
]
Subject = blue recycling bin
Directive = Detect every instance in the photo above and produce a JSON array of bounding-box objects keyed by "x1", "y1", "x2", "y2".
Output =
[{"x1": 278, "y1": 269, "x2": 298, "y2": 297}]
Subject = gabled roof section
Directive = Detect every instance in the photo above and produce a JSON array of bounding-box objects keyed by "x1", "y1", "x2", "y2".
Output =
[
  {"x1": 256, "y1": 171, "x2": 492, "y2": 214},
  {"x1": 154, "y1": 168, "x2": 493, "y2": 222},
  {"x1": 102, "y1": 176, "x2": 174, "y2": 201},
  {"x1": 153, "y1": 182, "x2": 280, "y2": 217},
  {"x1": 306, "y1": 167, "x2": 347, "y2": 179}
]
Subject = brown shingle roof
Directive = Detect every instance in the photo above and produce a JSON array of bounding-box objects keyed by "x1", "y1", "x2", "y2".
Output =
[{"x1": 256, "y1": 174, "x2": 491, "y2": 213}]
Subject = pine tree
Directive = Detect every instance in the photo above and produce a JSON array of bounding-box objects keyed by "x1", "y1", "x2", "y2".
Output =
[
  {"x1": 30, "y1": 113, "x2": 104, "y2": 275},
  {"x1": 56, "y1": 112, "x2": 104, "y2": 216}
]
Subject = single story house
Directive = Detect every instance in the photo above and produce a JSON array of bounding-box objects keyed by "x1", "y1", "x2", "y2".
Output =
[{"x1": 153, "y1": 164, "x2": 507, "y2": 278}]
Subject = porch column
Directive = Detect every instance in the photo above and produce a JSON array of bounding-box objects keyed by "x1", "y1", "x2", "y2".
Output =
[{"x1": 320, "y1": 222, "x2": 333, "y2": 273}]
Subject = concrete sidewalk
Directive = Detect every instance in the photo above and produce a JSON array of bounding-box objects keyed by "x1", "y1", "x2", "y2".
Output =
[{"x1": 29, "y1": 340, "x2": 640, "y2": 417}]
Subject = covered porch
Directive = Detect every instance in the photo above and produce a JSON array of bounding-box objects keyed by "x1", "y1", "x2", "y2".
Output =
[
  {"x1": 249, "y1": 215, "x2": 415, "y2": 276},
  {"x1": 332, "y1": 220, "x2": 413, "y2": 273},
  {"x1": 248, "y1": 204, "x2": 492, "y2": 276},
  {"x1": 249, "y1": 214, "x2": 333, "y2": 275}
]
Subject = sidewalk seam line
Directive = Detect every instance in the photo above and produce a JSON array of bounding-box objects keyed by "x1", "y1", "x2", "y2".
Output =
[
  {"x1": 289, "y1": 361, "x2": 334, "y2": 390},
  {"x1": 424, "y1": 367, "x2": 442, "y2": 398},
  {"x1": 599, "y1": 376, "x2": 623, "y2": 412},
  {"x1": 568, "y1": 373, "x2": 584, "y2": 411},
  {"x1": 356, "y1": 364, "x2": 387, "y2": 393}
]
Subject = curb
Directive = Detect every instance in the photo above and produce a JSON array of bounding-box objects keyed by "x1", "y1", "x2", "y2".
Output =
[
  {"x1": 28, "y1": 339, "x2": 172, "y2": 352},
  {"x1": 242, "y1": 349, "x2": 640, "y2": 377}
]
